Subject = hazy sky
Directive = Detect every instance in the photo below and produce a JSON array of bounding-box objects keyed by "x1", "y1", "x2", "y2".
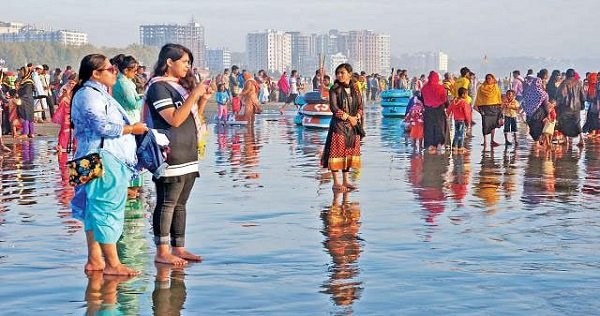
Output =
[{"x1": 3, "y1": 0, "x2": 600, "y2": 59}]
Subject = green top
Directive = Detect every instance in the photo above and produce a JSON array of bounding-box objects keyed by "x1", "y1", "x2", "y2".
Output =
[{"x1": 113, "y1": 73, "x2": 143, "y2": 123}]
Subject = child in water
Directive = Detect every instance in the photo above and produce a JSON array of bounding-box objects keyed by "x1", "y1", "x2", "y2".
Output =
[
  {"x1": 542, "y1": 100, "x2": 557, "y2": 149},
  {"x1": 404, "y1": 96, "x2": 424, "y2": 151},
  {"x1": 7, "y1": 89, "x2": 21, "y2": 139},
  {"x1": 502, "y1": 89, "x2": 520, "y2": 146},
  {"x1": 446, "y1": 87, "x2": 472, "y2": 153},
  {"x1": 215, "y1": 83, "x2": 230, "y2": 124}
]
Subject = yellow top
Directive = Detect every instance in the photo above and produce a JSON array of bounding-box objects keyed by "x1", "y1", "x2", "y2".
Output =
[
  {"x1": 452, "y1": 76, "x2": 472, "y2": 104},
  {"x1": 502, "y1": 99, "x2": 520, "y2": 117},
  {"x1": 475, "y1": 83, "x2": 502, "y2": 106}
]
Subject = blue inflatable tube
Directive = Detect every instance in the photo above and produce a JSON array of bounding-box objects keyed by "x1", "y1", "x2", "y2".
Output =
[
  {"x1": 382, "y1": 106, "x2": 407, "y2": 118},
  {"x1": 380, "y1": 89, "x2": 412, "y2": 99}
]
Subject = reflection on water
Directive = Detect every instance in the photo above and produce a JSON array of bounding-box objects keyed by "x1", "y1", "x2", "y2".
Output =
[
  {"x1": 152, "y1": 264, "x2": 187, "y2": 316},
  {"x1": 1, "y1": 113, "x2": 600, "y2": 314},
  {"x1": 85, "y1": 271, "x2": 135, "y2": 315},
  {"x1": 320, "y1": 192, "x2": 363, "y2": 314}
]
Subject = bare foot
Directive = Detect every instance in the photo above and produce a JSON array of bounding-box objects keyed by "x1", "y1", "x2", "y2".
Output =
[
  {"x1": 155, "y1": 253, "x2": 188, "y2": 266},
  {"x1": 85, "y1": 260, "x2": 106, "y2": 272},
  {"x1": 172, "y1": 248, "x2": 203, "y2": 262},
  {"x1": 332, "y1": 184, "x2": 349, "y2": 192},
  {"x1": 103, "y1": 263, "x2": 140, "y2": 276},
  {"x1": 344, "y1": 183, "x2": 358, "y2": 191}
]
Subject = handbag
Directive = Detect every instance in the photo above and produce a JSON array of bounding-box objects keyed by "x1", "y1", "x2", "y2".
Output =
[{"x1": 67, "y1": 151, "x2": 103, "y2": 186}]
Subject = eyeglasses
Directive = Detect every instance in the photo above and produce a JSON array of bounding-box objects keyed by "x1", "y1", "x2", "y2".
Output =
[{"x1": 98, "y1": 66, "x2": 118, "y2": 74}]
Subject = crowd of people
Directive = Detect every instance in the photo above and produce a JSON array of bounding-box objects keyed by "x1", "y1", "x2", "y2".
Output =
[
  {"x1": 399, "y1": 67, "x2": 598, "y2": 155},
  {"x1": 2, "y1": 43, "x2": 600, "y2": 274}
]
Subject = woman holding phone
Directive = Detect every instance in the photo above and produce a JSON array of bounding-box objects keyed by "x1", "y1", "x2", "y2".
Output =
[{"x1": 145, "y1": 43, "x2": 213, "y2": 265}]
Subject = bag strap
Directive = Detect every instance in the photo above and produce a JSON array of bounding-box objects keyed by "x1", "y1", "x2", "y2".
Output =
[{"x1": 68, "y1": 85, "x2": 107, "y2": 153}]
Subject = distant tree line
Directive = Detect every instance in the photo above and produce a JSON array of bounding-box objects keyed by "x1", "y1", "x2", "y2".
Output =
[{"x1": 0, "y1": 42, "x2": 159, "y2": 70}]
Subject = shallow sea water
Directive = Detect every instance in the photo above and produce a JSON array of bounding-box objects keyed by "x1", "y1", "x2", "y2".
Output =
[{"x1": 1, "y1": 105, "x2": 599, "y2": 315}]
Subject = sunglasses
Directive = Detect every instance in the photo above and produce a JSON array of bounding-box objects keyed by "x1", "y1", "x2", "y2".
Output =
[{"x1": 98, "y1": 66, "x2": 118, "y2": 74}]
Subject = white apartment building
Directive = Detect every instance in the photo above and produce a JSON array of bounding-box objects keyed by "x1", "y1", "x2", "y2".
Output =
[
  {"x1": 206, "y1": 48, "x2": 232, "y2": 73},
  {"x1": 0, "y1": 21, "x2": 24, "y2": 34},
  {"x1": 0, "y1": 22, "x2": 87, "y2": 46},
  {"x1": 377, "y1": 34, "x2": 391, "y2": 75},
  {"x1": 140, "y1": 22, "x2": 206, "y2": 68},
  {"x1": 246, "y1": 29, "x2": 291, "y2": 73}
]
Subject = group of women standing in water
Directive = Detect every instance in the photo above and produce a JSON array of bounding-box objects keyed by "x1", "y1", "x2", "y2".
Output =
[{"x1": 70, "y1": 44, "x2": 212, "y2": 275}]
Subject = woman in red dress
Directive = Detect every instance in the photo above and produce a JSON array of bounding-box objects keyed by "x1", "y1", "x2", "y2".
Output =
[{"x1": 321, "y1": 63, "x2": 365, "y2": 192}]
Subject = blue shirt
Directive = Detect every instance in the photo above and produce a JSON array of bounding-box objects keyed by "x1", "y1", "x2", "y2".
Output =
[
  {"x1": 216, "y1": 91, "x2": 229, "y2": 105},
  {"x1": 71, "y1": 80, "x2": 137, "y2": 168}
]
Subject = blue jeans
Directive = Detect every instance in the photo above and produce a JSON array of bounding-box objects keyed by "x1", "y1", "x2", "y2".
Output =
[{"x1": 453, "y1": 121, "x2": 466, "y2": 148}]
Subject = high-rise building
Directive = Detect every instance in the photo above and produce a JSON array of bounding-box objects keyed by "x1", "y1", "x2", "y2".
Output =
[
  {"x1": 140, "y1": 22, "x2": 206, "y2": 68},
  {"x1": 0, "y1": 22, "x2": 87, "y2": 46},
  {"x1": 437, "y1": 52, "x2": 449, "y2": 73},
  {"x1": 314, "y1": 29, "x2": 390, "y2": 75},
  {"x1": 287, "y1": 32, "x2": 316, "y2": 75},
  {"x1": 327, "y1": 53, "x2": 348, "y2": 75},
  {"x1": 246, "y1": 29, "x2": 291, "y2": 73},
  {"x1": 377, "y1": 34, "x2": 391, "y2": 75},
  {"x1": 397, "y1": 51, "x2": 450, "y2": 76},
  {"x1": 206, "y1": 48, "x2": 232, "y2": 73}
]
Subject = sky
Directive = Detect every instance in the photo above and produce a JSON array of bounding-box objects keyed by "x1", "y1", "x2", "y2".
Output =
[{"x1": 3, "y1": 0, "x2": 600, "y2": 59}]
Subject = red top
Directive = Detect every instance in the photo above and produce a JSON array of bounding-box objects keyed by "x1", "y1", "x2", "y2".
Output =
[
  {"x1": 547, "y1": 108, "x2": 556, "y2": 122},
  {"x1": 446, "y1": 98, "x2": 472, "y2": 123}
]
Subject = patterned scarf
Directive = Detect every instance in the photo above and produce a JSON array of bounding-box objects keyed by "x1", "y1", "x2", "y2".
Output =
[
  {"x1": 522, "y1": 76, "x2": 548, "y2": 116},
  {"x1": 143, "y1": 76, "x2": 206, "y2": 154}
]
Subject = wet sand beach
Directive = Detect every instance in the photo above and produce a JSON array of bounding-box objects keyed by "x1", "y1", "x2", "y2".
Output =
[{"x1": 0, "y1": 102, "x2": 599, "y2": 315}]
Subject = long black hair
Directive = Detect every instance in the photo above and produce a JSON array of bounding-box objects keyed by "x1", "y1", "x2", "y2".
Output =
[
  {"x1": 152, "y1": 43, "x2": 194, "y2": 78},
  {"x1": 112, "y1": 54, "x2": 138, "y2": 73},
  {"x1": 333, "y1": 63, "x2": 356, "y2": 88},
  {"x1": 70, "y1": 53, "x2": 107, "y2": 107}
]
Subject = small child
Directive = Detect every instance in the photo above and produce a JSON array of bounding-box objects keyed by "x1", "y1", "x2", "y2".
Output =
[
  {"x1": 446, "y1": 87, "x2": 472, "y2": 153},
  {"x1": 215, "y1": 83, "x2": 230, "y2": 124},
  {"x1": 404, "y1": 97, "x2": 424, "y2": 151},
  {"x1": 7, "y1": 89, "x2": 21, "y2": 139},
  {"x1": 542, "y1": 100, "x2": 557, "y2": 149},
  {"x1": 502, "y1": 89, "x2": 520, "y2": 146}
]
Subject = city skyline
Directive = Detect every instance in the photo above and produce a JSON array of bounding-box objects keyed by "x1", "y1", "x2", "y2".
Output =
[{"x1": 3, "y1": 0, "x2": 600, "y2": 59}]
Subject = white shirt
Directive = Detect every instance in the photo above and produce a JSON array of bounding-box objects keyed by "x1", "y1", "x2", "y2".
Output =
[{"x1": 290, "y1": 77, "x2": 298, "y2": 94}]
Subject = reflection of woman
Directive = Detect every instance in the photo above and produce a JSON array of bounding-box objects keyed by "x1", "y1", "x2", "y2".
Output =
[
  {"x1": 145, "y1": 44, "x2": 212, "y2": 265},
  {"x1": 321, "y1": 192, "x2": 362, "y2": 308},
  {"x1": 321, "y1": 63, "x2": 364, "y2": 192},
  {"x1": 556, "y1": 69, "x2": 585, "y2": 147},
  {"x1": 153, "y1": 264, "x2": 187, "y2": 315},
  {"x1": 473, "y1": 151, "x2": 501, "y2": 213},
  {"x1": 475, "y1": 74, "x2": 503, "y2": 148},
  {"x1": 85, "y1": 272, "x2": 133, "y2": 315},
  {"x1": 421, "y1": 71, "x2": 448, "y2": 153},
  {"x1": 71, "y1": 54, "x2": 148, "y2": 276}
]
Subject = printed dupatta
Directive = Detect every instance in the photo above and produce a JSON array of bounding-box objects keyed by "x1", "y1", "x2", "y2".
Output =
[{"x1": 143, "y1": 76, "x2": 208, "y2": 156}]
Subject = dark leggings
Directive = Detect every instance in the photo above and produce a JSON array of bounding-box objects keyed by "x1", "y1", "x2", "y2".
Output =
[{"x1": 153, "y1": 174, "x2": 196, "y2": 247}]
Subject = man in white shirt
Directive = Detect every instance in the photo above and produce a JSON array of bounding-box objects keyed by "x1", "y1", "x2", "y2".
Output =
[{"x1": 32, "y1": 65, "x2": 51, "y2": 121}]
